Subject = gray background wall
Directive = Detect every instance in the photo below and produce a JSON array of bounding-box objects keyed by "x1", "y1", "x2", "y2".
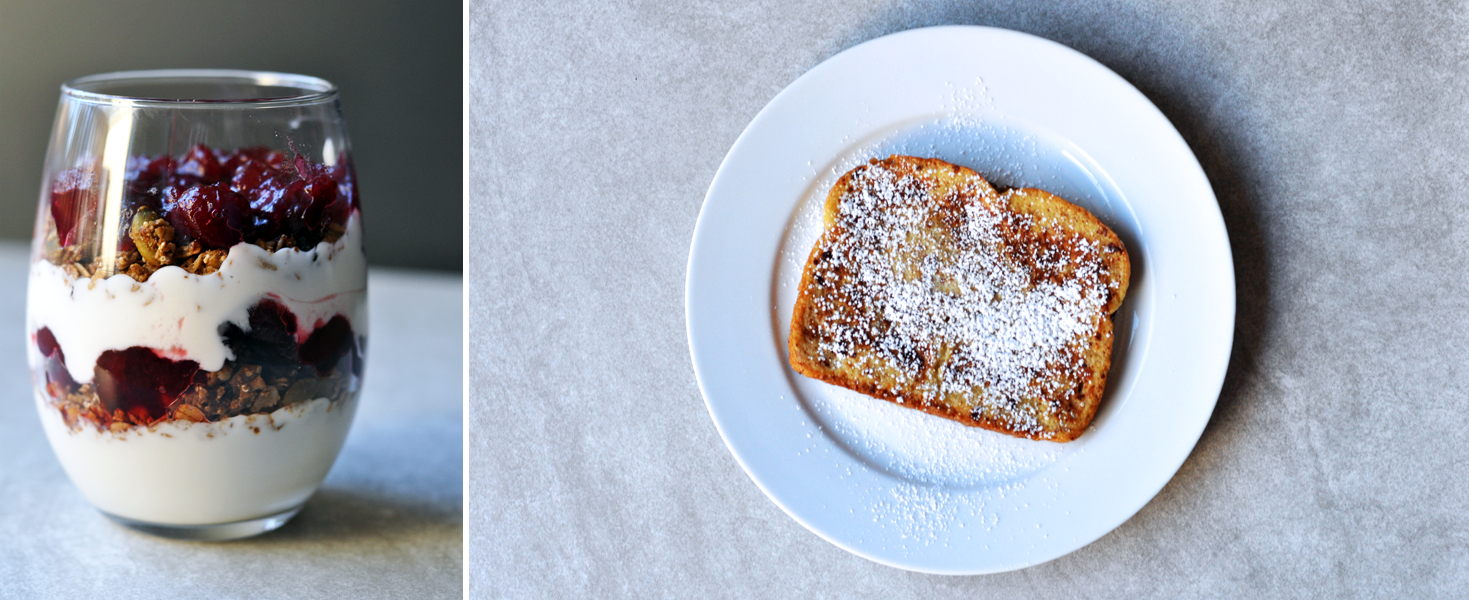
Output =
[{"x1": 0, "y1": 0, "x2": 461, "y2": 272}]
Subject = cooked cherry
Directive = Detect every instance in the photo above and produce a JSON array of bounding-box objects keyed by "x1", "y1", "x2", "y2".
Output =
[
  {"x1": 125, "y1": 155, "x2": 173, "y2": 200},
  {"x1": 165, "y1": 184, "x2": 250, "y2": 249},
  {"x1": 164, "y1": 173, "x2": 205, "y2": 193},
  {"x1": 93, "y1": 347, "x2": 199, "y2": 422},
  {"x1": 229, "y1": 157, "x2": 273, "y2": 194},
  {"x1": 248, "y1": 300, "x2": 300, "y2": 364},
  {"x1": 247, "y1": 177, "x2": 306, "y2": 240},
  {"x1": 251, "y1": 173, "x2": 333, "y2": 243},
  {"x1": 175, "y1": 144, "x2": 222, "y2": 183},
  {"x1": 36, "y1": 327, "x2": 61, "y2": 358},
  {"x1": 219, "y1": 150, "x2": 247, "y2": 180},
  {"x1": 300, "y1": 316, "x2": 355, "y2": 376},
  {"x1": 224, "y1": 147, "x2": 286, "y2": 173},
  {"x1": 293, "y1": 154, "x2": 328, "y2": 181},
  {"x1": 35, "y1": 327, "x2": 76, "y2": 393},
  {"x1": 221, "y1": 300, "x2": 301, "y2": 371},
  {"x1": 299, "y1": 174, "x2": 338, "y2": 229}
]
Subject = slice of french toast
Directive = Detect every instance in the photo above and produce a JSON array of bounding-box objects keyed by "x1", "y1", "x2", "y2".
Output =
[{"x1": 788, "y1": 155, "x2": 1129, "y2": 442}]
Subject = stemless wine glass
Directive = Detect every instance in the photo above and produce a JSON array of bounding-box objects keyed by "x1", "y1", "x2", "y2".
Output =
[{"x1": 26, "y1": 70, "x2": 368, "y2": 540}]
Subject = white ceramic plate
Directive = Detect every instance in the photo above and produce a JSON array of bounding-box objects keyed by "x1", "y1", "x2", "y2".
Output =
[{"x1": 685, "y1": 26, "x2": 1234, "y2": 574}]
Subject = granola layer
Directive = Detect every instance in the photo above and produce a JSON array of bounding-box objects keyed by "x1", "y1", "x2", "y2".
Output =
[{"x1": 46, "y1": 361, "x2": 353, "y2": 432}]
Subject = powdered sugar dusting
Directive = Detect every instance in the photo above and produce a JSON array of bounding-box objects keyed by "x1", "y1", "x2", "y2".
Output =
[
  {"x1": 801, "y1": 160, "x2": 1113, "y2": 438},
  {"x1": 866, "y1": 483, "x2": 977, "y2": 548},
  {"x1": 804, "y1": 385, "x2": 1064, "y2": 487}
]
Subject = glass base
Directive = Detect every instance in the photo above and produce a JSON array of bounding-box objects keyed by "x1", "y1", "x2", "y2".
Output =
[{"x1": 101, "y1": 504, "x2": 303, "y2": 541}]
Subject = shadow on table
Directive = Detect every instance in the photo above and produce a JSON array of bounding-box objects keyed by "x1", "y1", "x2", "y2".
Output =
[
  {"x1": 242, "y1": 486, "x2": 461, "y2": 545},
  {"x1": 840, "y1": 3, "x2": 1272, "y2": 453}
]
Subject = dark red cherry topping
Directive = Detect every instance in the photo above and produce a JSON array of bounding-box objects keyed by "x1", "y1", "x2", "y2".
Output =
[
  {"x1": 125, "y1": 155, "x2": 173, "y2": 205},
  {"x1": 246, "y1": 178, "x2": 307, "y2": 241},
  {"x1": 229, "y1": 157, "x2": 274, "y2": 195},
  {"x1": 166, "y1": 184, "x2": 250, "y2": 248},
  {"x1": 175, "y1": 144, "x2": 223, "y2": 183},
  {"x1": 92, "y1": 348, "x2": 200, "y2": 422},
  {"x1": 224, "y1": 146, "x2": 287, "y2": 173},
  {"x1": 50, "y1": 145, "x2": 356, "y2": 251}
]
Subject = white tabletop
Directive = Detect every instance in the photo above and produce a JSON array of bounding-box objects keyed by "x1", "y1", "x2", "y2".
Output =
[{"x1": 0, "y1": 244, "x2": 463, "y2": 599}]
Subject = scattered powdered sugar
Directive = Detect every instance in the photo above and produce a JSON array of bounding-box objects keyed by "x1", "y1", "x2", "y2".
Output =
[
  {"x1": 803, "y1": 384, "x2": 1065, "y2": 488},
  {"x1": 866, "y1": 482, "x2": 978, "y2": 548}
]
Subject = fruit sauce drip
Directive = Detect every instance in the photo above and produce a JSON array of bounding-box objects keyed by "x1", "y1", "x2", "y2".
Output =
[
  {"x1": 37, "y1": 301, "x2": 363, "y2": 431},
  {"x1": 47, "y1": 144, "x2": 358, "y2": 272}
]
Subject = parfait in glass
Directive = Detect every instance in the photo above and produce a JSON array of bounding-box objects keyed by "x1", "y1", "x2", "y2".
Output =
[{"x1": 27, "y1": 70, "x2": 367, "y2": 540}]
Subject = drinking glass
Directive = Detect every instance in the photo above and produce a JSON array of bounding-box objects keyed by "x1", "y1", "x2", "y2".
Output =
[{"x1": 26, "y1": 70, "x2": 367, "y2": 540}]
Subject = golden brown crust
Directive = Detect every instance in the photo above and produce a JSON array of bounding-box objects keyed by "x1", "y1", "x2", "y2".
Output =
[{"x1": 788, "y1": 156, "x2": 1130, "y2": 442}]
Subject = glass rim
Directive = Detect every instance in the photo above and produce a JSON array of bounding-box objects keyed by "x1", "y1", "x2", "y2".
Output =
[{"x1": 61, "y1": 69, "x2": 338, "y2": 108}]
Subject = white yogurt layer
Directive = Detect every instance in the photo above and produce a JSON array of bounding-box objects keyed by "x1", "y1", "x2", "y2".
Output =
[
  {"x1": 27, "y1": 212, "x2": 368, "y2": 382},
  {"x1": 37, "y1": 393, "x2": 357, "y2": 525}
]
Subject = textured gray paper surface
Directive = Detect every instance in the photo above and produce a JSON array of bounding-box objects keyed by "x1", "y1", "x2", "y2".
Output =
[{"x1": 468, "y1": 1, "x2": 1469, "y2": 596}]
